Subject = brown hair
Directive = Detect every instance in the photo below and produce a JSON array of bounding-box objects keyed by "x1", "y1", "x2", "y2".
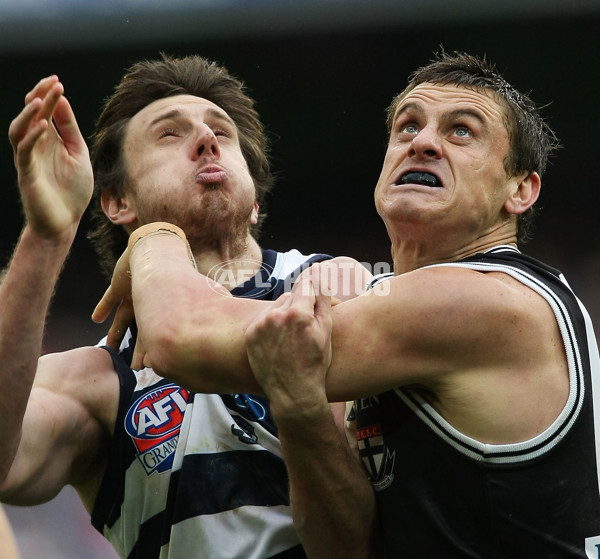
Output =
[
  {"x1": 88, "y1": 53, "x2": 273, "y2": 277},
  {"x1": 386, "y1": 50, "x2": 560, "y2": 242}
]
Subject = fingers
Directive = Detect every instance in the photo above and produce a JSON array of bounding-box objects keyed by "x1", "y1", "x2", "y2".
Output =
[
  {"x1": 104, "y1": 300, "x2": 134, "y2": 350},
  {"x1": 9, "y1": 77, "x2": 65, "y2": 167},
  {"x1": 246, "y1": 264, "x2": 333, "y2": 352},
  {"x1": 9, "y1": 109, "x2": 47, "y2": 171},
  {"x1": 52, "y1": 95, "x2": 89, "y2": 158},
  {"x1": 33, "y1": 79, "x2": 64, "y2": 124},
  {"x1": 311, "y1": 264, "x2": 333, "y2": 326},
  {"x1": 92, "y1": 250, "x2": 132, "y2": 324},
  {"x1": 290, "y1": 263, "x2": 332, "y2": 316},
  {"x1": 24, "y1": 75, "x2": 60, "y2": 105},
  {"x1": 91, "y1": 286, "x2": 117, "y2": 323},
  {"x1": 131, "y1": 335, "x2": 150, "y2": 371},
  {"x1": 10, "y1": 77, "x2": 63, "y2": 143}
]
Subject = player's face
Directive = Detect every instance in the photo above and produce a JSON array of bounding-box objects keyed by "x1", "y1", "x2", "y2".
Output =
[
  {"x1": 374, "y1": 83, "x2": 518, "y2": 249},
  {"x1": 121, "y1": 95, "x2": 258, "y2": 241}
]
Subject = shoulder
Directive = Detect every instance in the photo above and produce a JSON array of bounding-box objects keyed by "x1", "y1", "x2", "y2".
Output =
[
  {"x1": 37, "y1": 346, "x2": 119, "y2": 427},
  {"x1": 327, "y1": 264, "x2": 554, "y2": 397},
  {"x1": 321, "y1": 257, "x2": 373, "y2": 302},
  {"x1": 267, "y1": 248, "x2": 330, "y2": 272},
  {"x1": 372, "y1": 264, "x2": 540, "y2": 318},
  {"x1": 38, "y1": 346, "x2": 117, "y2": 386}
]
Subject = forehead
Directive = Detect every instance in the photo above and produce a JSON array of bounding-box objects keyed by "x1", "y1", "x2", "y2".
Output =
[
  {"x1": 128, "y1": 94, "x2": 234, "y2": 133},
  {"x1": 394, "y1": 83, "x2": 508, "y2": 124}
]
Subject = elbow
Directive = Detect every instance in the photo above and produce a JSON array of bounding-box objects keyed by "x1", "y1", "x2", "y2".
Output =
[
  {"x1": 142, "y1": 316, "x2": 191, "y2": 377},
  {"x1": 141, "y1": 312, "x2": 216, "y2": 388}
]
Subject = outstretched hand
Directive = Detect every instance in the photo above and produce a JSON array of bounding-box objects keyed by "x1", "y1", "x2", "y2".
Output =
[
  {"x1": 92, "y1": 224, "x2": 193, "y2": 369},
  {"x1": 92, "y1": 247, "x2": 147, "y2": 368},
  {"x1": 92, "y1": 247, "x2": 134, "y2": 339},
  {"x1": 9, "y1": 75, "x2": 93, "y2": 241},
  {"x1": 245, "y1": 263, "x2": 334, "y2": 417}
]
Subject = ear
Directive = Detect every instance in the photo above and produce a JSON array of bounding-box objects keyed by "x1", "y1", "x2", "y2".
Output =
[
  {"x1": 504, "y1": 172, "x2": 541, "y2": 215},
  {"x1": 250, "y1": 202, "x2": 259, "y2": 225},
  {"x1": 101, "y1": 189, "x2": 137, "y2": 226}
]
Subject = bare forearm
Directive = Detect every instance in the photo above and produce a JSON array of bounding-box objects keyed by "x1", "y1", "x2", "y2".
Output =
[
  {"x1": 275, "y1": 402, "x2": 381, "y2": 559},
  {"x1": 129, "y1": 234, "x2": 263, "y2": 393},
  {"x1": 0, "y1": 226, "x2": 74, "y2": 476}
]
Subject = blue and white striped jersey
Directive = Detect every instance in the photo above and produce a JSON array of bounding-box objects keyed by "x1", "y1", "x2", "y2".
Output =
[{"x1": 92, "y1": 249, "x2": 330, "y2": 559}]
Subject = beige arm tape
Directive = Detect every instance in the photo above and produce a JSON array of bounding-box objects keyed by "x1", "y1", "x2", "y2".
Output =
[{"x1": 128, "y1": 222, "x2": 198, "y2": 270}]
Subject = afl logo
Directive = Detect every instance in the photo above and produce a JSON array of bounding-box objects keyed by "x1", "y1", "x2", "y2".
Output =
[
  {"x1": 125, "y1": 383, "x2": 190, "y2": 475},
  {"x1": 207, "y1": 259, "x2": 276, "y2": 298}
]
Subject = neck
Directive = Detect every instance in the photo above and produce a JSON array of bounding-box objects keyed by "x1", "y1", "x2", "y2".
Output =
[
  {"x1": 391, "y1": 234, "x2": 518, "y2": 275},
  {"x1": 191, "y1": 234, "x2": 263, "y2": 290}
]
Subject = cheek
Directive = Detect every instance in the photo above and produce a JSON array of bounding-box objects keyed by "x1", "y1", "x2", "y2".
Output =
[
  {"x1": 374, "y1": 183, "x2": 392, "y2": 219},
  {"x1": 381, "y1": 145, "x2": 401, "y2": 173},
  {"x1": 126, "y1": 151, "x2": 159, "y2": 185},
  {"x1": 374, "y1": 152, "x2": 398, "y2": 199},
  {"x1": 231, "y1": 159, "x2": 257, "y2": 194}
]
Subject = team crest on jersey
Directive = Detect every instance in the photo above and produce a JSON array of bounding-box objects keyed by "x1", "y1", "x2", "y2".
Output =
[
  {"x1": 357, "y1": 423, "x2": 396, "y2": 491},
  {"x1": 124, "y1": 383, "x2": 190, "y2": 475},
  {"x1": 231, "y1": 414, "x2": 259, "y2": 444}
]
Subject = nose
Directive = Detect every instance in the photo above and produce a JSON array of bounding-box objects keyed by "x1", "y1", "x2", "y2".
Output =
[
  {"x1": 193, "y1": 124, "x2": 220, "y2": 159},
  {"x1": 408, "y1": 126, "x2": 442, "y2": 159}
]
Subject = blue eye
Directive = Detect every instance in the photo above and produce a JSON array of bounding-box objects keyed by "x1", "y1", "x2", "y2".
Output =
[
  {"x1": 454, "y1": 127, "x2": 471, "y2": 137},
  {"x1": 403, "y1": 124, "x2": 419, "y2": 134}
]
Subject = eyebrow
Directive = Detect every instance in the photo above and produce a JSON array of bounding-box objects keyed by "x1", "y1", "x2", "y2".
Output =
[
  {"x1": 394, "y1": 102, "x2": 487, "y2": 126},
  {"x1": 149, "y1": 106, "x2": 235, "y2": 128}
]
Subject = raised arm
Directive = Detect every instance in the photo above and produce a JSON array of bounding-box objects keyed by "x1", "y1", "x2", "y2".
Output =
[
  {"x1": 93, "y1": 222, "x2": 542, "y2": 408},
  {"x1": 0, "y1": 75, "x2": 93, "y2": 479},
  {"x1": 92, "y1": 223, "x2": 450, "y2": 399},
  {"x1": 93, "y1": 223, "x2": 371, "y2": 394},
  {"x1": 245, "y1": 266, "x2": 381, "y2": 558}
]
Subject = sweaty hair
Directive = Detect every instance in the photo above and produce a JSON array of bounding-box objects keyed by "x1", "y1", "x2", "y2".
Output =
[
  {"x1": 88, "y1": 53, "x2": 273, "y2": 278},
  {"x1": 386, "y1": 50, "x2": 560, "y2": 243}
]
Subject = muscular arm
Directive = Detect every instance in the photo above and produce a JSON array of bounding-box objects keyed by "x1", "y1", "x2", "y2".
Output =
[
  {"x1": 0, "y1": 347, "x2": 118, "y2": 511},
  {"x1": 0, "y1": 75, "x2": 93, "y2": 480},
  {"x1": 94, "y1": 225, "x2": 372, "y2": 395},
  {"x1": 274, "y1": 401, "x2": 380, "y2": 558},
  {"x1": 101, "y1": 229, "x2": 506, "y2": 395},
  {"x1": 246, "y1": 270, "x2": 381, "y2": 558},
  {"x1": 96, "y1": 224, "x2": 563, "y2": 428},
  {"x1": 0, "y1": 229, "x2": 74, "y2": 477}
]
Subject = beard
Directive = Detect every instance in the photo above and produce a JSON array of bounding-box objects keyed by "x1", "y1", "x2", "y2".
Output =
[{"x1": 135, "y1": 187, "x2": 256, "y2": 258}]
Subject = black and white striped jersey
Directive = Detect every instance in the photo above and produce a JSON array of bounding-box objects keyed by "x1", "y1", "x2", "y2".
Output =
[{"x1": 355, "y1": 246, "x2": 600, "y2": 558}]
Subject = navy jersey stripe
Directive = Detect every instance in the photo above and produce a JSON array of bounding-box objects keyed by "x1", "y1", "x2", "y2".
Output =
[
  {"x1": 91, "y1": 346, "x2": 138, "y2": 532},
  {"x1": 125, "y1": 511, "x2": 167, "y2": 559},
  {"x1": 168, "y1": 450, "x2": 290, "y2": 523}
]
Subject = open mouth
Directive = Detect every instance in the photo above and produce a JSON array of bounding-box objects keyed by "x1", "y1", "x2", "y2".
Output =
[{"x1": 398, "y1": 171, "x2": 442, "y2": 188}]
